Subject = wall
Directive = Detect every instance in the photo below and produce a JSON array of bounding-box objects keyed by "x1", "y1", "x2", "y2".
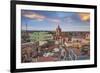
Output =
[{"x1": 0, "y1": 0, "x2": 99, "y2": 73}]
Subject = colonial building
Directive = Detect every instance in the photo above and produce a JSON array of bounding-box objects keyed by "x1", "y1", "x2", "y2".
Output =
[{"x1": 85, "y1": 32, "x2": 90, "y2": 40}]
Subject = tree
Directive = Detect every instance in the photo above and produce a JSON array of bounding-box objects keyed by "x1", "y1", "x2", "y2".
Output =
[{"x1": 30, "y1": 32, "x2": 53, "y2": 43}]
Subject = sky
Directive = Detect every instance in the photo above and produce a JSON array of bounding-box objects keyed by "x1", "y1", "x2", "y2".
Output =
[{"x1": 21, "y1": 10, "x2": 90, "y2": 31}]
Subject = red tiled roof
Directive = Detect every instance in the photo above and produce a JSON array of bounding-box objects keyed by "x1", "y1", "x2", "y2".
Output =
[{"x1": 38, "y1": 56, "x2": 57, "y2": 62}]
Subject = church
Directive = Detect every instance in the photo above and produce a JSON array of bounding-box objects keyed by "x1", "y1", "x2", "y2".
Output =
[{"x1": 53, "y1": 25, "x2": 66, "y2": 45}]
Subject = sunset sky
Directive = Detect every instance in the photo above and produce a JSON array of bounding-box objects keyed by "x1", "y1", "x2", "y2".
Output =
[{"x1": 21, "y1": 10, "x2": 90, "y2": 31}]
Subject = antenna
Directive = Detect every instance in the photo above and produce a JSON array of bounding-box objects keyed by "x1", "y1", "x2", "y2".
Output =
[
  {"x1": 26, "y1": 23, "x2": 28, "y2": 36},
  {"x1": 26, "y1": 23, "x2": 27, "y2": 33}
]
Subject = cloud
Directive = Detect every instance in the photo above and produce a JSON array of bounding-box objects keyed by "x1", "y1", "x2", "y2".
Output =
[
  {"x1": 22, "y1": 10, "x2": 63, "y2": 25},
  {"x1": 47, "y1": 18, "x2": 61, "y2": 24},
  {"x1": 63, "y1": 17, "x2": 74, "y2": 23},
  {"x1": 22, "y1": 11, "x2": 46, "y2": 21},
  {"x1": 78, "y1": 13, "x2": 90, "y2": 22}
]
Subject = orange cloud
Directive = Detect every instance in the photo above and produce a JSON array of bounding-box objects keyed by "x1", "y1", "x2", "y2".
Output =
[{"x1": 78, "y1": 13, "x2": 90, "y2": 22}]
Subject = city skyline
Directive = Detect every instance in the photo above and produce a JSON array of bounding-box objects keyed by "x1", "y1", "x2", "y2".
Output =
[{"x1": 21, "y1": 10, "x2": 90, "y2": 31}]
